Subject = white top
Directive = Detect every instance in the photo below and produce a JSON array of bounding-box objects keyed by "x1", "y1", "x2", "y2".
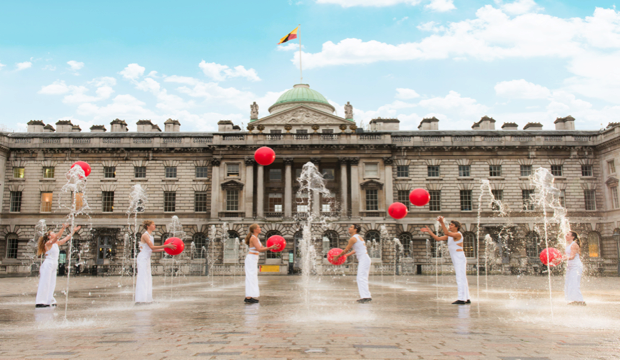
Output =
[
  {"x1": 565, "y1": 241, "x2": 582, "y2": 268},
  {"x1": 249, "y1": 236, "x2": 261, "y2": 254},
  {"x1": 139, "y1": 234, "x2": 153, "y2": 258},
  {"x1": 352, "y1": 234, "x2": 367, "y2": 259},
  {"x1": 447, "y1": 231, "x2": 464, "y2": 255},
  {"x1": 45, "y1": 243, "x2": 59, "y2": 262}
]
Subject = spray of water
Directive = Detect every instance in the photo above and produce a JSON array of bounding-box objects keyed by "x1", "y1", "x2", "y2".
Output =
[
  {"x1": 126, "y1": 184, "x2": 147, "y2": 301},
  {"x1": 393, "y1": 238, "x2": 404, "y2": 281},
  {"x1": 167, "y1": 216, "x2": 186, "y2": 295}
]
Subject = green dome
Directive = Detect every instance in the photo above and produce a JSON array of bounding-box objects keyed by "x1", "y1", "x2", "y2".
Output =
[{"x1": 272, "y1": 84, "x2": 329, "y2": 107}]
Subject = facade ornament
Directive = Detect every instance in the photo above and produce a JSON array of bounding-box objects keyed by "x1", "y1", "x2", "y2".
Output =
[
  {"x1": 247, "y1": 124, "x2": 254, "y2": 133},
  {"x1": 310, "y1": 157, "x2": 321, "y2": 165},
  {"x1": 244, "y1": 157, "x2": 256, "y2": 166},
  {"x1": 257, "y1": 124, "x2": 265, "y2": 133},
  {"x1": 284, "y1": 124, "x2": 293, "y2": 133},
  {"x1": 283, "y1": 157, "x2": 294, "y2": 166},
  {"x1": 211, "y1": 158, "x2": 221, "y2": 167},
  {"x1": 348, "y1": 157, "x2": 359, "y2": 165},
  {"x1": 344, "y1": 102, "x2": 353, "y2": 120},
  {"x1": 349, "y1": 124, "x2": 357, "y2": 131},
  {"x1": 311, "y1": 124, "x2": 320, "y2": 133},
  {"x1": 383, "y1": 157, "x2": 394, "y2": 165},
  {"x1": 339, "y1": 124, "x2": 347, "y2": 132},
  {"x1": 250, "y1": 102, "x2": 259, "y2": 120},
  {"x1": 338, "y1": 157, "x2": 349, "y2": 164}
]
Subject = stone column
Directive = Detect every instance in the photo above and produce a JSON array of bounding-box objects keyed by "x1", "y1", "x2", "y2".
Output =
[
  {"x1": 339, "y1": 157, "x2": 348, "y2": 217},
  {"x1": 244, "y1": 158, "x2": 255, "y2": 218},
  {"x1": 0, "y1": 149, "x2": 7, "y2": 212},
  {"x1": 210, "y1": 158, "x2": 221, "y2": 218},
  {"x1": 284, "y1": 158, "x2": 294, "y2": 218},
  {"x1": 257, "y1": 165, "x2": 264, "y2": 218},
  {"x1": 310, "y1": 157, "x2": 321, "y2": 217},
  {"x1": 384, "y1": 157, "x2": 394, "y2": 207},
  {"x1": 349, "y1": 157, "x2": 360, "y2": 217}
]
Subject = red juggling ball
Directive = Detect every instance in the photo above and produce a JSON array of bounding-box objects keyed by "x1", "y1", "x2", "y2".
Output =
[
  {"x1": 164, "y1": 237, "x2": 185, "y2": 256},
  {"x1": 388, "y1": 202, "x2": 408, "y2": 219},
  {"x1": 327, "y1": 248, "x2": 347, "y2": 265},
  {"x1": 539, "y1": 248, "x2": 562, "y2": 266},
  {"x1": 409, "y1": 188, "x2": 430, "y2": 207},
  {"x1": 254, "y1": 147, "x2": 276, "y2": 166},
  {"x1": 266, "y1": 235, "x2": 286, "y2": 253},
  {"x1": 71, "y1": 161, "x2": 91, "y2": 178}
]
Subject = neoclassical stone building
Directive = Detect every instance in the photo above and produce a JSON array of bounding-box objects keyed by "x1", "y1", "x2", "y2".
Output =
[{"x1": 1, "y1": 83, "x2": 619, "y2": 276}]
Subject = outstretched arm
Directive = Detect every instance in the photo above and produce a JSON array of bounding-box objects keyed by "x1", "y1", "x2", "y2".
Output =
[
  {"x1": 143, "y1": 233, "x2": 176, "y2": 251},
  {"x1": 421, "y1": 227, "x2": 448, "y2": 241},
  {"x1": 49, "y1": 224, "x2": 69, "y2": 245},
  {"x1": 250, "y1": 236, "x2": 277, "y2": 252},
  {"x1": 438, "y1": 216, "x2": 461, "y2": 240},
  {"x1": 334, "y1": 237, "x2": 356, "y2": 260},
  {"x1": 57, "y1": 226, "x2": 81, "y2": 246}
]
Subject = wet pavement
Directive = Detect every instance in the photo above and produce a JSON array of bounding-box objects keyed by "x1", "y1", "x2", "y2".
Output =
[{"x1": 0, "y1": 274, "x2": 619, "y2": 359}]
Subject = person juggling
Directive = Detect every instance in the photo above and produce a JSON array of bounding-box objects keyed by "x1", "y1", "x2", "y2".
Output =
[
  {"x1": 422, "y1": 216, "x2": 471, "y2": 305},
  {"x1": 135, "y1": 220, "x2": 176, "y2": 304},
  {"x1": 35, "y1": 223, "x2": 81, "y2": 308},
  {"x1": 244, "y1": 224, "x2": 278, "y2": 304},
  {"x1": 333, "y1": 224, "x2": 372, "y2": 303},
  {"x1": 563, "y1": 231, "x2": 585, "y2": 306}
]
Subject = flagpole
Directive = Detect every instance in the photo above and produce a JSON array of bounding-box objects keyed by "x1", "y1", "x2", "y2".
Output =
[{"x1": 299, "y1": 24, "x2": 302, "y2": 84}]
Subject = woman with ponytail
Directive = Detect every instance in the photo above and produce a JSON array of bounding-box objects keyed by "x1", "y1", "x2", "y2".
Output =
[
  {"x1": 244, "y1": 224, "x2": 278, "y2": 303},
  {"x1": 135, "y1": 220, "x2": 176, "y2": 304},
  {"x1": 563, "y1": 231, "x2": 585, "y2": 305},
  {"x1": 35, "y1": 223, "x2": 81, "y2": 308}
]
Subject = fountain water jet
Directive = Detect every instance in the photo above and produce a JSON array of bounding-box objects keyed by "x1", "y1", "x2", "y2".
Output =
[{"x1": 126, "y1": 184, "x2": 147, "y2": 302}]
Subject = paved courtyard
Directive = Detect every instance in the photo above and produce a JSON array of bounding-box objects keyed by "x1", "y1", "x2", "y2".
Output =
[{"x1": 0, "y1": 273, "x2": 619, "y2": 359}]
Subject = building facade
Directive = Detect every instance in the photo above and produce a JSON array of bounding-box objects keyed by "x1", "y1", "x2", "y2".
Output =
[{"x1": 1, "y1": 83, "x2": 619, "y2": 276}]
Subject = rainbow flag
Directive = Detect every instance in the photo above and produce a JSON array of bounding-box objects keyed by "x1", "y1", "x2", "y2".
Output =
[{"x1": 278, "y1": 26, "x2": 299, "y2": 45}]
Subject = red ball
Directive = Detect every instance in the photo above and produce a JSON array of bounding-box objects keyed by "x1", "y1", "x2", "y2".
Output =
[
  {"x1": 71, "y1": 161, "x2": 91, "y2": 178},
  {"x1": 266, "y1": 235, "x2": 286, "y2": 253},
  {"x1": 539, "y1": 248, "x2": 562, "y2": 266},
  {"x1": 388, "y1": 202, "x2": 408, "y2": 219},
  {"x1": 254, "y1": 147, "x2": 276, "y2": 166},
  {"x1": 409, "y1": 188, "x2": 430, "y2": 207},
  {"x1": 164, "y1": 237, "x2": 185, "y2": 256},
  {"x1": 327, "y1": 248, "x2": 347, "y2": 265}
]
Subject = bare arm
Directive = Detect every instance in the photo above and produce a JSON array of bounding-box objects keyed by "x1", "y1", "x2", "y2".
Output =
[
  {"x1": 142, "y1": 233, "x2": 175, "y2": 251},
  {"x1": 421, "y1": 227, "x2": 448, "y2": 241},
  {"x1": 334, "y1": 237, "x2": 356, "y2": 260},
  {"x1": 250, "y1": 236, "x2": 277, "y2": 252},
  {"x1": 49, "y1": 224, "x2": 69, "y2": 245},
  {"x1": 57, "y1": 226, "x2": 81, "y2": 246},
  {"x1": 567, "y1": 242, "x2": 579, "y2": 260},
  {"x1": 438, "y1": 216, "x2": 461, "y2": 240}
]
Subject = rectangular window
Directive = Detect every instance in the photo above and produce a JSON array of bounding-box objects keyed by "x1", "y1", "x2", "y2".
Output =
[
  {"x1": 551, "y1": 165, "x2": 563, "y2": 177},
  {"x1": 322, "y1": 129, "x2": 334, "y2": 133},
  {"x1": 520, "y1": 165, "x2": 532, "y2": 177},
  {"x1": 427, "y1": 165, "x2": 440, "y2": 177},
  {"x1": 104, "y1": 166, "x2": 116, "y2": 178},
  {"x1": 429, "y1": 190, "x2": 441, "y2": 211},
  {"x1": 611, "y1": 187, "x2": 619, "y2": 210},
  {"x1": 322, "y1": 195, "x2": 334, "y2": 213},
  {"x1": 10, "y1": 191, "x2": 22, "y2": 212},
  {"x1": 226, "y1": 163, "x2": 239, "y2": 177},
  {"x1": 134, "y1": 166, "x2": 146, "y2": 178},
  {"x1": 365, "y1": 189, "x2": 378, "y2": 210},
  {"x1": 559, "y1": 190, "x2": 566, "y2": 208},
  {"x1": 269, "y1": 169, "x2": 282, "y2": 181},
  {"x1": 270, "y1": 129, "x2": 282, "y2": 134},
  {"x1": 322, "y1": 168, "x2": 335, "y2": 180},
  {"x1": 268, "y1": 193, "x2": 283, "y2": 212},
  {"x1": 226, "y1": 190, "x2": 239, "y2": 211},
  {"x1": 165, "y1": 166, "x2": 177, "y2": 178},
  {"x1": 102, "y1": 191, "x2": 114, "y2": 212},
  {"x1": 397, "y1": 190, "x2": 409, "y2": 204},
  {"x1": 6, "y1": 236, "x2": 18, "y2": 259},
  {"x1": 460, "y1": 190, "x2": 473, "y2": 211},
  {"x1": 295, "y1": 168, "x2": 302, "y2": 179},
  {"x1": 365, "y1": 163, "x2": 378, "y2": 178},
  {"x1": 296, "y1": 193, "x2": 309, "y2": 212},
  {"x1": 458, "y1": 165, "x2": 470, "y2": 177},
  {"x1": 40, "y1": 192, "x2": 53, "y2": 212},
  {"x1": 195, "y1": 166, "x2": 208, "y2": 178},
  {"x1": 581, "y1": 165, "x2": 593, "y2": 177},
  {"x1": 164, "y1": 192, "x2": 176, "y2": 212},
  {"x1": 13, "y1": 167, "x2": 25, "y2": 178},
  {"x1": 522, "y1": 189, "x2": 535, "y2": 211},
  {"x1": 491, "y1": 190, "x2": 503, "y2": 211},
  {"x1": 608, "y1": 160, "x2": 616, "y2": 174},
  {"x1": 43, "y1": 167, "x2": 55, "y2": 178},
  {"x1": 73, "y1": 192, "x2": 84, "y2": 211},
  {"x1": 584, "y1": 190, "x2": 596, "y2": 210},
  {"x1": 321, "y1": 203, "x2": 331, "y2": 212},
  {"x1": 195, "y1": 192, "x2": 208, "y2": 212},
  {"x1": 396, "y1": 165, "x2": 409, "y2": 178},
  {"x1": 296, "y1": 129, "x2": 308, "y2": 134},
  {"x1": 489, "y1": 165, "x2": 502, "y2": 177}
]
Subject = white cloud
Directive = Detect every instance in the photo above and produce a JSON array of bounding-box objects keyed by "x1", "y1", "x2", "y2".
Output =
[
  {"x1": 276, "y1": 43, "x2": 304, "y2": 51},
  {"x1": 418, "y1": 91, "x2": 489, "y2": 116},
  {"x1": 16, "y1": 62, "x2": 32, "y2": 71},
  {"x1": 39, "y1": 77, "x2": 116, "y2": 103},
  {"x1": 495, "y1": 79, "x2": 550, "y2": 99},
  {"x1": 426, "y1": 0, "x2": 455, "y2": 12},
  {"x1": 495, "y1": 0, "x2": 542, "y2": 15},
  {"x1": 395, "y1": 88, "x2": 420, "y2": 99},
  {"x1": 394, "y1": 16, "x2": 409, "y2": 25},
  {"x1": 147, "y1": 71, "x2": 158, "y2": 78},
  {"x1": 120, "y1": 63, "x2": 145, "y2": 80},
  {"x1": 67, "y1": 60, "x2": 84, "y2": 71},
  {"x1": 39, "y1": 80, "x2": 70, "y2": 95},
  {"x1": 77, "y1": 94, "x2": 156, "y2": 123},
  {"x1": 43, "y1": 65, "x2": 56, "y2": 71},
  {"x1": 199, "y1": 61, "x2": 261, "y2": 82},
  {"x1": 0, "y1": 62, "x2": 5, "y2": 70},
  {"x1": 89, "y1": 76, "x2": 117, "y2": 87},
  {"x1": 316, "y1": 0, "x2": 422, "y2": 7},
  {"x1": 417, "y1": 21, "x2": 446, "y2": 32}
]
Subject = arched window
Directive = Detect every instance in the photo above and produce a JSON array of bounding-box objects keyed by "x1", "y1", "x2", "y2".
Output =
[
  {"x1": 430, "y1": 239, "x2": 443, "y2": 258},
  {"x1": 586, "y1": 232, "x2": 601, "y2": 258},
  {"x1": 70, "y1": 233, "x2": 81, "y2": 256},
  {"x1": 322, "y1": 230, "x2": 340, "y2": 258},
  {"x1": 293, "y1": 230, "x2": 303, "y2": 259},
  {"x1": 397, "y1": 232, "x2": 413, "y2": 257},
  {"x1": 264, "y1": 230, "x2": 282, "y2": 259},
  {"x1": 227, "y1": 230, "x2": 240, "y2": 240},
  {"x1": 525, "y1": 232, "x2": 540, "y2": 259},
  {"x1": 462, "y1": 232, "x2": 476, "y2": 258},
  {"x1": 365, "y1": 230, "x2": 382, "y2": 259},
  {"x1": 192, "y1": 233, "x2": 208, "y2": 258},
  {"x1": 6, "y1": 233, "x2": 18, "y2": 259}
]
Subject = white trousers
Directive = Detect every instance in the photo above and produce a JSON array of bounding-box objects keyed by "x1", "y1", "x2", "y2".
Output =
[
  {"x1": 356, "y1": 254, "x2": 371, "y2": 299},
  {"x1": 565, "y1": 265, "x2": 584, "y2": 302},
  {"x1": 450, "y1": 251, "x2": 470, "y2": 301},
  {"x1": 245, "y1": 254, "x2": 260, "y2": 298},
  {"x1": 35, "y1": 259, "x2": 58, "y2": 305},
  {"x1": 135, "y1": 254, "x2": 153, "y2": 303}
]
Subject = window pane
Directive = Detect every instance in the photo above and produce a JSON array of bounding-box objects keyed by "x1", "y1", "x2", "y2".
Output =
[
  {"x1": 427, "y1": 165, "x2": 440, "y2": 177},
  {"x1": 196, "y1": 166, "x2": 208, "y2": 178},
  {"x1": 13, "y1": 167, "x2": 25, "y2": 178},
  {"x1": 608, "y1": 160, "x2": 616, "y2": 174},
  {"x1": 551, "y1": 165, "x2": 563, "y2": 177},
  {"x1": 489, "y1": 165, "x2": 502, "y2": 177},
  {"x1": 429, "y1": 190, "x2": 441, "y2": 211},
  {"x1": 6, "y1": 235, "x2": 18, "y2": 259},
  {"x1": 134, "y1": 166, "x2": 146, "y2": 178},
  {"x1": 226, "y1": 190, "x2": 239, "y2": 211},
  {"x1": 268, "y1": 193, "x2": 283, "y2": 212},
  {"x1": 269, "y1": 169, "x2": 282, "y2": 181},
  {"x1": 463, "y1": 233, "x2": 475, "y2": 258},
  {"x1": 584, "y1": 190, "x2": 596, "y2": 210},
  {"x1": 397, "y1": 190, "x2": 409, "y2": 204},
  {"x1": 165, "y1": 167, "x2": 177, "y2": 178},
  {"x1": 612, "y1": 187, "x2": 619, "y2": 209},
  {"x1": 365, "y1": 189, "x2": 378, "y2": 210},
  {"x1": 322, "y1": 168, "x2": 335, "y2": 180},
  {"x1": 43, "y1": 167, "x2": 55, "y2": 178},
  {"x1": 102, "y1": 191, "x2": 114, "y2": 212},
  {"x1": 559, "y1": 190, "x2": 566, "y2": 208},
  {"x1": 73, "y1": 192, "x2": 84, "y2": 211},
  {"x1": 397, "y1": 165, "x2": 409, "y2": 178},
  {"x1": 526, "y1": 232, "x2": 539, "y2": 258},
  {"x1": 460, "y1": 190, "x2": 472, "y2": 211},
  {"x1": 491, "y1": 190, "x2": 503, "y2": 211},
  {"x1": 10, "y1": 191, "x2": 22, "y2": 212},
  {"x1": 227, "y1": 164, "x2": 239, "y2": 177},
  {"x1": 458, "y1": 165, "x2": 470, "y2": 177},
  {"x1": 365, "y1": 164, "x2": 378, "y2": 177},
  {"x1": 195, "y1": 192, "x2": 208, "y2": 212},
  {"x1": 104, "y1": 166, "x2": 116, "y2": 178},
  {"x1": 588, "y1": 233, "x2": 600, "y2": 258},
  {"x1": 164, "y1": 192, "x2": 176, "y2": 212},
  {"x1": 520, "y1": 165, "x2": 532, "y2": 177},
  {"x1": 40, "y1": 192, "x2": 53, "y2": 212},
  {"x1": 581, "y1": 165, "x2": 592, "y2": 177},
  {"x1": 522, "y1": 190, "x2": 534, "y2": 210}
]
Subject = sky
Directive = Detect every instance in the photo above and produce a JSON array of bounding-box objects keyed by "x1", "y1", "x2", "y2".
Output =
[{"x1": 0, "y1": 0, "x2": 619, "y2": 132}]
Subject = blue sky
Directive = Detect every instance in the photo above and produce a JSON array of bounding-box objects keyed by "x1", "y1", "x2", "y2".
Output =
[{"x1": 1, "y1": 0, "x2": 619, "y2": 132}]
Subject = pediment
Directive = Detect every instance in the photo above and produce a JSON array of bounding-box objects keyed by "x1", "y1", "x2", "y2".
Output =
[
  {"x1": 360, "y1": 179, "x2": 384, "y2": 190},
  {"x1": 606, "y1": 176, "x2": 619, "y2": 187},
  {"x1": 221, "y1": 179, "x2": 244, "y2": 190},
  {"x1": 253, "y1": 105, "x2": 353, "y2": 126}
]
